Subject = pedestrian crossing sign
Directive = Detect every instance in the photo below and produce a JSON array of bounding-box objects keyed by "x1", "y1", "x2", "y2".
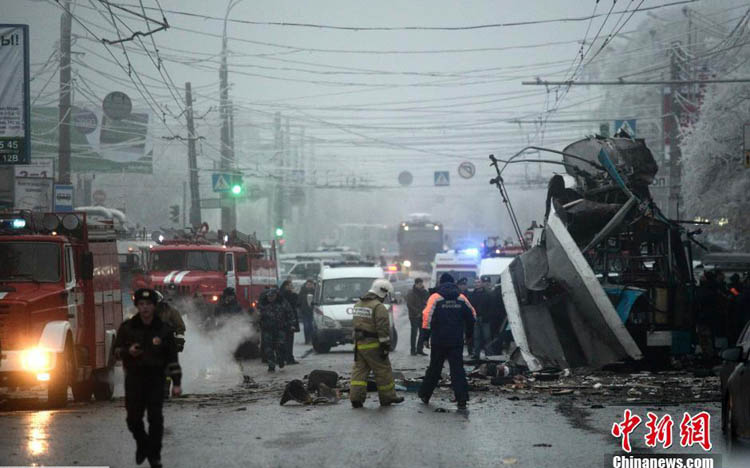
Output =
[
  {"x1": 614, "y1": 119, "x2": 637, "y2": 138},
  {"x1": 434, "y1": 171, "x2": 450, "y2": 186},
  {"x1": 212, "y1": 173, "x2": 231, "y2": 192}
]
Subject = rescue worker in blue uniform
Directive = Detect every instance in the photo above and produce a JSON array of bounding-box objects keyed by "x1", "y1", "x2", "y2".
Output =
[
  {"x1": 259, "y1": 287, "x2": 294, "y2": 372},
  {"x1": 115, "y1": 288, "x2": 182, "y2": 468},
  {"x1": 419, "y1": 273, "x2": 476, "y2": 409}
]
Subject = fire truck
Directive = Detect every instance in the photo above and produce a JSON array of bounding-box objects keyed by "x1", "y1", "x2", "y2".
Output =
[
  {"x1": 134, "y1": 230, "x2": 279, "y2": 316},
  {"x1": 0, "y1": 211, "x2": 122, "y2": 407}
]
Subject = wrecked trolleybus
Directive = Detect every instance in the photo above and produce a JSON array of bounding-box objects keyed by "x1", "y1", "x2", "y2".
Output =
[{"x1": 494, "y1": 136, "x2": 699, "y2": 370}]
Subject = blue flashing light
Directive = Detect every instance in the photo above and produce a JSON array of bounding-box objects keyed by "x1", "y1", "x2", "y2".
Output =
[
  {"x1": 12, "y1": 219, "x2": 26, "y2": 229},
  {"x1": 462, "y1": 248, "x2": 479, "y2": 257}
]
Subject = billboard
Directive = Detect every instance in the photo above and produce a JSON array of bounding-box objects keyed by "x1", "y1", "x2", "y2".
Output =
[
  {"x1": 31, "y1": 106, "x2": 153, "y2": 173},
  {"x1": 14, "y1": 177, "x2": 53, "y2": 211},
  {"x1": 0, "y1": 25, "x2": 30, "y2": 165}
]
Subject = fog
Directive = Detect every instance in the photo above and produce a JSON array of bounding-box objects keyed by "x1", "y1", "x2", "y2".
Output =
[{"x1": 5, "y1": 0, "x2": 748, "y2": 250}]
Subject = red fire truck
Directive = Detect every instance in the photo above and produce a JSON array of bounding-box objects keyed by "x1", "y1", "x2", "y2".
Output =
[
  {"x1": 134, "y1": 233, "x2": 279, "y2": 313},
  {"x1": 0, "y1": 211, "x2": 122, "y2": 407}
]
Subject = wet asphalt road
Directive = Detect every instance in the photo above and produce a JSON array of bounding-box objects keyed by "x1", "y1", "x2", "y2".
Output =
[{"x1": 0, "y1": 306, "x2": 744, "y2": 468}]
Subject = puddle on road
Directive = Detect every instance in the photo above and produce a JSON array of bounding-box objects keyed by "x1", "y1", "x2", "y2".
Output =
[{"x1": 26, "y1": 410, "x2": 51, "y2": 456}]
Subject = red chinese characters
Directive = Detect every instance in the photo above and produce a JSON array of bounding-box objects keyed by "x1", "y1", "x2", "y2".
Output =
[
  {"x1": 611, "y1": 409, "x2": 643, "y2": 453},
  {"x1": 679, "y1": 412, "x2": 712, "y2": 451},
  {"x1": 611, "y1": 410, "x2": 712, "y2": 453},
  {"x1": 644, "y1": 412, "x2": 674, "y2": 449}
]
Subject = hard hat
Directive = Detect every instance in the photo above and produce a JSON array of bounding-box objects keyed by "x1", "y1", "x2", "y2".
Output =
[{"x1": 369, "y1": 278, "x2": 394, "y2": 299}]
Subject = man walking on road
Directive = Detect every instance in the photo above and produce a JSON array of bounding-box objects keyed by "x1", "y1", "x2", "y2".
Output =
[
  {"x1": 115, "y1": 288, "x2": 182, "y2": 468},
  {"x1": 280, "y1": 280, "x2": 300, "y2": 364},
  {"x1": 259, "y1": 287, "x2": 294, "y2": 372},
  {"x1": 349, "y1": 279, "x2": 404, "y2": 408},
  {"x1": 419, "y1": 273, "x2": 476, "y2": 409},
  {"x1": 406, "y1": 278, "x2": 429, "y2": 356}
]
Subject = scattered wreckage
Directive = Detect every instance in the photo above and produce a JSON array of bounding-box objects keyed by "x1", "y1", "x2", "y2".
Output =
[{"x1": 492, "y1": 136, "x2": 700, "y2": 371}]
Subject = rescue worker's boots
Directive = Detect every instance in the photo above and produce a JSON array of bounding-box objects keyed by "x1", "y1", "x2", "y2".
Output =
[{"x1": 381, "y1": 396, "x2": 404, "y2": 406}]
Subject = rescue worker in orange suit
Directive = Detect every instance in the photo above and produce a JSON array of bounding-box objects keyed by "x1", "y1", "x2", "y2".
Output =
[
  {"x1": 419, "y1": 273, "x2": 476, "y2": 409},
  {"x1": 115, "y1": 288, "x2": 182, "y2": 468},
  {"x1": 349, "y1": 279, "x2": 405, "y2": 408}
]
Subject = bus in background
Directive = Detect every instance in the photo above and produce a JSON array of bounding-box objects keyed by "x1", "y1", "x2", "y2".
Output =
[{"x1": 397, "y1": 214, "x2": 444, "y2": 272}]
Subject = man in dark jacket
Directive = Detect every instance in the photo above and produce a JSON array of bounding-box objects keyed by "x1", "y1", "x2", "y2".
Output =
[
  {"x1": 469, "y1": 275, "x2": 497, "y2": 359},
  {"x1": 418, "y1": 273, "x2": 476, "y2": 409},
  {"x1": 406, "y1": 278, "x2": 429, "y2": 356},
  {"x1": 115, "y1": 288, "x2": 182, "y2": 468},
  {"x1": 280, "y1": 280, "x2": 300, "y2": 364},
  {"x1": 297, "y1": 279, "x2": 316, "y2": 344},
  {"x1": 259, "y1": 287, "x2": 294, "y2": 372}
]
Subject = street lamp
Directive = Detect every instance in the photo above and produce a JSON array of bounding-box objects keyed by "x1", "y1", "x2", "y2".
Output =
[{"x1": 219, "y1": 0, "x2": 244, "y2": 231}]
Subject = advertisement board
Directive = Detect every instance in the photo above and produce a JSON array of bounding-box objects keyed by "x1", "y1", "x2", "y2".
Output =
[
  {"x1": 0, "y1": 24, "x2": 30, "y2": 165},
  {"x1": 31, "y1": 106, "x2": 153, "y2": 173}
]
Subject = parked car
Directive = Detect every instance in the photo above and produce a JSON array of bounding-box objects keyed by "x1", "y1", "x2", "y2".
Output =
[{"x1": 720, "y1": 320, "x2": 750, "y2": 449}]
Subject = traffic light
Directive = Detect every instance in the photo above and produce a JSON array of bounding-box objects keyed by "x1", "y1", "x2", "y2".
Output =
[
  {"x1": 275, "y1": 226, "x2": 284, "y2": 238},
  {"x1": 169, "y1": 205, "x2": 180, "y2": 223},
  {"x1": 230, "y1": 174, "x2": 243, "y2": 196}
]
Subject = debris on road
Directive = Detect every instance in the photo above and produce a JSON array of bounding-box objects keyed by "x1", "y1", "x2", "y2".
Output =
[{"x1": 280, "y1": 380, "x2": 313, "y2": 406}]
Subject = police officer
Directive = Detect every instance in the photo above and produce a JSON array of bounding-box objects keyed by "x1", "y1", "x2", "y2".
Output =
[
  {"x1": 349, "y1": 279, "x2": 404, "y2": 408},
  {"x1": 115, "y1": 288, "x2": 182, "y2": 468},
  {"x1": 259, "y1": 287, "x2": 293, "y2": 372},
  {"x1": 419, "y1": 273, "x2": 475, "y2": 409}
]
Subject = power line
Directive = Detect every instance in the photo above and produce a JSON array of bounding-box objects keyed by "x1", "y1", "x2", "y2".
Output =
[{"x1": 110, "y1": 0, "x2": 698, "y2": 32}]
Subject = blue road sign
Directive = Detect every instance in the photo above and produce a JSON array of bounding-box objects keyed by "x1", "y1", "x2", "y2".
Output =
[
  {"x1": 434, "y1": 171, "x2": 450, "y2": 186},
  {"x1": 212, "y1": 173, "x2": 232, "y2": 192}
]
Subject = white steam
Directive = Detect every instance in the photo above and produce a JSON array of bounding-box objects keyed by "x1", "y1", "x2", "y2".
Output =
[{"x1": 180, "y1": 312, "x2": 257, "y2": 394}]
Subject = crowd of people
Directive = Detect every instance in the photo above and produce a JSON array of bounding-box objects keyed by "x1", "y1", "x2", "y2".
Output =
[{"x1": 695, "y1": 270, "x2": 750, "y2": 358}]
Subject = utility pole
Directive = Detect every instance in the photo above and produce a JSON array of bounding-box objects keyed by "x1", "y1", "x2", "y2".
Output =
[
  {"x1": 58, "y1": 0, "x2": 72, "y2": 185},
  {"x1": 185, "y1": 82, "x2": 201, "y2": 227},
  {"x1": 182, "y1": 181, "x2": 187, "y2": 226},
  {"x1": 667, "y1": 42, "x2": 684, "y2": 220}
]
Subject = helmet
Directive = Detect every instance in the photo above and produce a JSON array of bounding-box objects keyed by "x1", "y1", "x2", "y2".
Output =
[
  {"x1": 133, "y1": 288, "x2": 158, "y2": 305},
  {"x1": 368, "y1": 278, "x2": 394, "y2": 299}
]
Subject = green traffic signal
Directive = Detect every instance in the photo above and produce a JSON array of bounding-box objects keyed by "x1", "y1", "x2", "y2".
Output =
[
  {"x1": 231, "y1": 184, "x2": 242, "y2": 195},
  {"x1": 275, "y1": 227, "x2": 284, "y2": 237}
]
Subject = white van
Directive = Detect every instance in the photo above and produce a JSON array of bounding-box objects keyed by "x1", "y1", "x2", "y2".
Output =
[
  {"x1": 309, "y1": 263, "x2": 397, "y2": 353},
  {"x1": 478, "y1": 257, "x2": 515, "y2": 285},
  {"x1": 431, "y1": 250, "x2": 480, "y2": 287}
]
